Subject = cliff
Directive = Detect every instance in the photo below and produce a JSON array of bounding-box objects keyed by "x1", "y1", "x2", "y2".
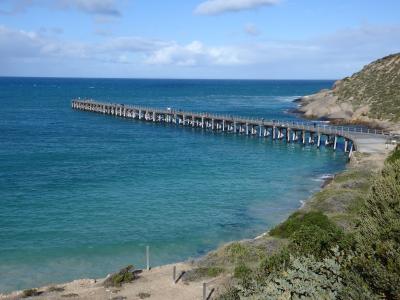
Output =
[{"x1": 298, "y1": 53, "x2": 400, "y2": 132}]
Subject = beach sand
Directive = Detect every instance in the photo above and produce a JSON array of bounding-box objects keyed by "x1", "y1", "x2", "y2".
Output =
[{"x1": 0, "y1": 262, "x2": 226, "y2": 300}]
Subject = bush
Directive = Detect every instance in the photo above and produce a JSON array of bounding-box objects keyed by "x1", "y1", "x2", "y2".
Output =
[
  {"x1": 103, "y1": 265, "x2": 136, "y2": 287},
  {"x1": 234, "y1": 264, "x2": 251, "y2": 280},
  {"x1": 217, "y1": 284, "x2": 240, "y2": 300},
  {"x1": 237, "y1": 248, "x2": 345, "y2": 300},
  {"x1": 224, "y1": 242, "x2": 250, "y2": 263},
  {"x1": 289, "y1": 223, "x2": 349, "y2": 259},
  {"x1": 269, "y1": 211, "x2": 338, "y2": 239},
  {"x1": 350, "y1": 160, "x2": 400, "y2": 298},
  {"x1": 386, "y1": 145, "x2": 400, "y2": 163},
  {"x1": 259, "y1": 247, "x2": 290, "y2": 276},
  {"x1": 23, "y1": 288, "x2": 41, "y2": 297}
]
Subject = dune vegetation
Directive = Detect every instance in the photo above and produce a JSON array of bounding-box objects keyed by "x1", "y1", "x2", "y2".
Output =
[{"x1": 188, "y1": 147, "x2": 400, "y2": 299}]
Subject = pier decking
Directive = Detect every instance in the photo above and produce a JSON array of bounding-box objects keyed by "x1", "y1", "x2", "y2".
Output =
[{"x1": 72, "y1": 99, "x2": 393, "y2": 156}]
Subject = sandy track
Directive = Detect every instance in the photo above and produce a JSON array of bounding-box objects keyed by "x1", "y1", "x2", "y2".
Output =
[{"x1": 1, "y1": 262, "x2": 222, "y2": 300}]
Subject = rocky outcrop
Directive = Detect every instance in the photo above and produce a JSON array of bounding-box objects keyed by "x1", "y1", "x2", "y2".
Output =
[{"x1": 298, "y1": 53, "x2": 400, "y2": 132}]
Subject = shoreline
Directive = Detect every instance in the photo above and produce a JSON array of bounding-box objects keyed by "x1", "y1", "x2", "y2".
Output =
[{"x1": 2, "y1": 146, "x2": 392, "y2": 299}]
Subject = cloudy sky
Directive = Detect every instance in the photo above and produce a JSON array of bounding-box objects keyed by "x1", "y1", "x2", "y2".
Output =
[{"x1": 0, "y1": 0, "x2": 399, "y2": 79}]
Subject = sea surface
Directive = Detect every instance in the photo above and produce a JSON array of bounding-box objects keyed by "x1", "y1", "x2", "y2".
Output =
[{"x1": 0, "y1": 78, "x2": 347, "y2": 292}]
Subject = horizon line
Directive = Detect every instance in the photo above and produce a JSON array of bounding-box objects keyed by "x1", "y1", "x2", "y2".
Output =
[{"x1": 0, "y1": 75, "x2": 339, "y2": 81}]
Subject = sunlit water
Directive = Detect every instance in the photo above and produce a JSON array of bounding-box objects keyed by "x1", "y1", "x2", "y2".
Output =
[{"x1": 0, "y1": 78, "x2": 347, "y2": 292}]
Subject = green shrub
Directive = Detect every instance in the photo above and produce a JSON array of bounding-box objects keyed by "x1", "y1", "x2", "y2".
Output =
[
  {"x1": 239, "y1": 248, "x2": 345, "y2": 300},
  {"x1": 103, "y1": 265, "x2": 136, "y2": 287},
  {"x1": 217, "y1": 285, "x2": 240, "y2": 300},
  {"x1": 269, "y1": 211, "x2": 337, "y2": 238},
  {"x1": 205, "y1": 266, "x2": 225, "y2": 277},
  {"x1": 234, "y1": 264, "x2": 253, "y2": 291},
  {"x1": 224, "y1": 242, "x2": 250, "y2": 263},
  {"x1": 259, "y1": 247, "x2": 290, "y2": 276},
  {"x1": 233, "y1": 264, "x2": 252, "y2": 280},
  {"x1": 386, "y1": 145, "x2": 400, "y2": 163},
  {"x1": 288, "y1": 223, "x2": 349, "y2": 259},
  {"x1": 23, "y1": 288, "x2": 41, "y2": 297},
  {"x1": 350, "y1": 160, "x2": 400, "y2": 298},
  {"x1": 270, "y1": 211, "x2": 349, "y2": 259}
]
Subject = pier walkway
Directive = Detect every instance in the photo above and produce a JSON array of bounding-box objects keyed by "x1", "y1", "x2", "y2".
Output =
[{"x1": 72, "y1": 99, "x2": 394, "y2": 156}]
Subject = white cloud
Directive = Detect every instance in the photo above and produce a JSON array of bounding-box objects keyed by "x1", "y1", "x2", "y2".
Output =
[
  {"x1": 194, "y1": 0, "x2": 279, "y2": 15},
  {"x1": 145, "y1": 41, "x2": 247, "y2": 66},
  {"x1": 0, "y1": 25, "x2": 168, "y2": 64},
  {"x1": 1, "y1": 24, "x2": 400, "y2": 78},
  {"x1": 244, "y1": 23, "x2": 260, "y2": 36}
]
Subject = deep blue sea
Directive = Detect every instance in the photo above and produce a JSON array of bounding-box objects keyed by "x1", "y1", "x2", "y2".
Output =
[{"x1": 0, "y1": 78, "x2": 347, "y2": 292}]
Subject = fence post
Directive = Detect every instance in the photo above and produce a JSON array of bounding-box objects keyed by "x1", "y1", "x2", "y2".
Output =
[
  {"x1": 146, "y1": 246, "x2": 150, "y2": 271},
  {"x1": 173, "y1": 266, "x2": 176, "y2": 283},
  {"x1": 203, "y1": 282, "x2": 207, "y2": 300}
]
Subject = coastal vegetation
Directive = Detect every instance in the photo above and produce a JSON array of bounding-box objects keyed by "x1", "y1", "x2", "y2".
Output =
[
  {"x1": 333, "y1": 54, "x2": 400, "y2": 121},
  {"x1": 214, "y1": 146, "x2": 400, "y2": 299},
  {"x1": 22, "y1": 289, "x2": 42, "y2": 298},
  {"x1": 103, "y1": 265, "x2": 137, "y2": 288}
]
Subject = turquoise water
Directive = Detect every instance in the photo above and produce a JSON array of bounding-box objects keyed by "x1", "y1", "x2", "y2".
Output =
[{"x1": 0, "y1": 78, "x2": 347, "y2": 292}]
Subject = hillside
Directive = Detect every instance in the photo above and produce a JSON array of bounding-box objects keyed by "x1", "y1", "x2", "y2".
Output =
[{"x1": 298, "y1": 53, "x2": 400, "y2": 131}]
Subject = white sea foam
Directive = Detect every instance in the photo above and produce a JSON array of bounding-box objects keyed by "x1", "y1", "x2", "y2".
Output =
[
  {"x1": 275, "y1": 95, "x2": 302, "y2": 103},
  {"x1": 312, "y1": 173, "x2": 334, "y2": 183}
]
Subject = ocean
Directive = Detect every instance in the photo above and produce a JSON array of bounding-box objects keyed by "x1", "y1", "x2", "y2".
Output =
[{"x1": 0, "y1": 78, "x2": 348, "y2": 292}]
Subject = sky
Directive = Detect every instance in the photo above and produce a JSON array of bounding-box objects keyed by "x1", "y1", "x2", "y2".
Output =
[{"x1": 0, "y1": 0, "x2": 399, "y2": 79}]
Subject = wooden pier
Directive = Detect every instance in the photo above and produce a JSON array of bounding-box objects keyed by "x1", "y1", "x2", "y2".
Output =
[{"x1": 72, "y1": 99, "x2": 393, "y2": 157}]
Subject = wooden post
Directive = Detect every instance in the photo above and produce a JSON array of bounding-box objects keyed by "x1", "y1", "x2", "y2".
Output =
[
  {"x1": 203, "y1": 282, "x2": 207, "y2": 300},
  {"x1": 173, "y1": 266, "x2": 176, "y2": 283},
  {"x1": 146, "y1": 246, "x2": 150, "y2": 271}
]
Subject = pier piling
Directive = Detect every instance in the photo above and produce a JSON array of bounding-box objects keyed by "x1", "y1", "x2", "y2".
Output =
[{"x1": 70, "y1": 99, "x2": 391, "y2": 155}]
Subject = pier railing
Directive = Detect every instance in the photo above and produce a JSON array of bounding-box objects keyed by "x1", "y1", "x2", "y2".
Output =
[{"x1": 72, "y1": 98, "x2": 394, "y2": 138}]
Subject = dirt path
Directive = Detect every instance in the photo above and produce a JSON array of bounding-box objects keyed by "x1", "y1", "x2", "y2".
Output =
[{"x1": 0, "y1": 263, "x2": 223, "y2": 300}]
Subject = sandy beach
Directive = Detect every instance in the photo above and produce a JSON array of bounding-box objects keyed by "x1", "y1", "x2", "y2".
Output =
[{"x1": 0, "y1": 262, "x2": 230, "y2": 300}]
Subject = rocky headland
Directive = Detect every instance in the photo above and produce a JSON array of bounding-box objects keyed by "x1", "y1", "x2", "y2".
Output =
[{"x1": 297, "y1": 53, "x2": 400, "y2": 133}]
